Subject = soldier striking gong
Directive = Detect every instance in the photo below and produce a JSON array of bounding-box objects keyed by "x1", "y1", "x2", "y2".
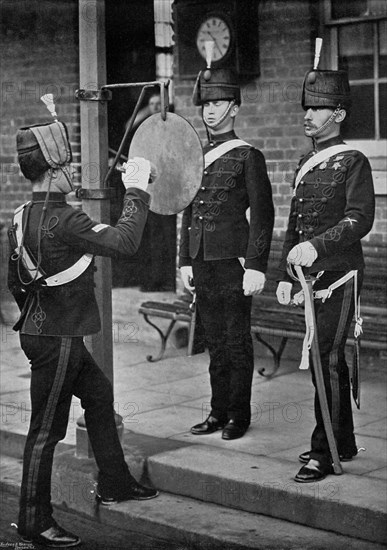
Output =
[{"x1": 8, "y1": 104, "x2": 158, "y2": 547}]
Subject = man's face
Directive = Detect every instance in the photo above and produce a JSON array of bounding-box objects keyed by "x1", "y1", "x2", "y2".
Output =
[
  {"x1": 202, "y1": 100, "x2": 231, "y2": 127},
  {"x1": 148, "y1": 95, "x2": 161, "y2": 114},
  {"x1": 304, "y1": 107, "x2": 336, "y2": 138}
]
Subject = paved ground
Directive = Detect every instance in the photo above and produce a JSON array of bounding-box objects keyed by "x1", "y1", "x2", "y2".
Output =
[
  {"x1": 0, "y1": 287, "x2": 386, "y2": 547},
  {"x1": 1, "y1": 288, "x2": 386, "y2": 481}
]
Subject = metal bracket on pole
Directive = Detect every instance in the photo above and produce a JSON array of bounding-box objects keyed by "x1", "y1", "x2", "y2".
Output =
[
  {"x1": 102, "y1": 80, "x2": 169, "y2": 119},
  {"x1": 102, "y1": 80, "x2": 170, "y2": 186},
  {"x1": 75, "y1": 79, "x2": 170, "y2": 192},
  {"x1": 75, "y1": 188, "x2": 117, "y2": 200},
  {"x1": 75, "y1": 89, "x2": 112, "y2": 101}
]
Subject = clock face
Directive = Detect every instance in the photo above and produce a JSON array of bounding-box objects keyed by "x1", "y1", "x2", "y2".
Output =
[{"x1": 196, "y1": 16, "x2": 231, "y2": 62}]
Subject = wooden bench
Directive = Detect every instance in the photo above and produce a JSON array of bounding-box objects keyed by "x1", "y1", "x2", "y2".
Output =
[
  {"x1": 139, "y1": 239, "x2": 387, "y2": 376},
  {"x1": 138, "y1": 297, "x2": 193, "y2": 362}
]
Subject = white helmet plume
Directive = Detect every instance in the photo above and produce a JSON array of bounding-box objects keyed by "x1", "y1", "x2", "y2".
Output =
[{"x1": 41, "y1": 93, "x2": 58, "y2": 120}]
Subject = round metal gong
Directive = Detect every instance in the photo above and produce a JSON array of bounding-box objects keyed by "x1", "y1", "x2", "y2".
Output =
[{"x1": 129, "y1": 112, "x2": 203, "y2": 215}]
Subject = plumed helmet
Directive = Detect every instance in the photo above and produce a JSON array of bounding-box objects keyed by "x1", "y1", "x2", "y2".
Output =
[
  {"x1": 16, "y1": 121, "x2": 72, "y2": 181},
  {"x1": 302, "y1": 70, "x2": 351, "y2": 111},
  {"x1": 192, "y1": 67, "x2": 241, "y2": 106}
]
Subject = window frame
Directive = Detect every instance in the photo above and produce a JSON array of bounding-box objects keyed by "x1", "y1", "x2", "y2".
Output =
[
  {"x1": 320, "y1": 1, "x2": 387, "y2": 195},
  {"x1": 322, "y1": 0, "x2": 387, "y2": 141}
]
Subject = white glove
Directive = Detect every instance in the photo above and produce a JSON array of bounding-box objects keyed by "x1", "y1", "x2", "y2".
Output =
[
  {"x1": 243, "y1": 270, "x2": 265, "y2": 296},
  {"x1": 276, "y1": 281, "x2": 293, "y2": 305},
  {"x1": 121, "y1": 157, "x2": 151, "y2": 191},
  {"x1": 287, "y1": 242, "x2": 318, "y2": 267},
  {"x1": 180, "y1": 266, "x2": 195, "y2": 293}
]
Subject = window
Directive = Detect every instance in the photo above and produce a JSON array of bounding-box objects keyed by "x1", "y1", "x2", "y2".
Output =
[{"x1": 324, "y1": 0, "x2": 387, "y2": 140}]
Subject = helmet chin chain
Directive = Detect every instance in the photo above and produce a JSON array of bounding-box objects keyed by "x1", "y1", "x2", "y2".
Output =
[
  {"x1": 308, "y1": 104, "x2": 342, "y2": 139},
  {"x1": 59, "y1": 165, "x2": 74, "y2": 190},
  {"x1": 203, "y1": 100, "x2": 235, "y2": 133}
]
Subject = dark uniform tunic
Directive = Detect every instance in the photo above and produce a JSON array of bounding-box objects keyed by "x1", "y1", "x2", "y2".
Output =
[
  {"x1": 8, "y1": 187, "x2": 149, "y2": 537},
  {"x1": 180, "y1": 130, "x2": 274, "y2": 426},
  {"x1": 279, "y1": 135, "x2": 375, "y2": 467}
]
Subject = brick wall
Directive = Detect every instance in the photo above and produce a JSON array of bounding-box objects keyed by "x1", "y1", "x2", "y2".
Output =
[
  {"x1": 173, "y1": 0, "x2": 386, "y2": 245},
  {"x1": 0, "y1": 0, "x2": 385, "y2": 247},
  {"x1": 0, "y1": 0, "x2": 80, "y2": 227}
]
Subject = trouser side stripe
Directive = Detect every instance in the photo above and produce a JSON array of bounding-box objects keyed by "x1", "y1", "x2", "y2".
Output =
[
  {"x1": 25, "y1": 337, "x2": 71, "y2": 532},
  {"x1": 328, "y1": 279, "x2": 353, "y2": 434}
]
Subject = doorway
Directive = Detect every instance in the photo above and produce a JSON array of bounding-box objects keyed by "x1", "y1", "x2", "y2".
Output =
[{"x1": 106, "y1": 0, "x2": 176, "y2": 291}]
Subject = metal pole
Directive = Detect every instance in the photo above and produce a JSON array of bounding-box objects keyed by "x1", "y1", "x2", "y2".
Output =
[
  {"x1": 77, "y1": 0, "x2": 120, "y2": 457},
  {"x1": 78, "y1": 0, "x2": 112, "y2": 383}
]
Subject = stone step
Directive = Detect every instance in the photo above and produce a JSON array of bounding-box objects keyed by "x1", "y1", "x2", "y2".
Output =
[
  {"x1": 1, "y1": 453, "x2": 385, "y2": 550},
  {"x1": 0, "y1": 428, "x2": 72, "y2": 460},
  {"x1": 147, "y1": 445, "x2": 387, "y2": 545},
  {"x1": 2, "y1": 427, "x2": 386, "y2": 545}
]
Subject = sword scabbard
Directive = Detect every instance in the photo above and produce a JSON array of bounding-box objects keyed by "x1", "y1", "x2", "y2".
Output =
[{"x1": 293, "y1": 264, "x2": 343, "y2": 475}]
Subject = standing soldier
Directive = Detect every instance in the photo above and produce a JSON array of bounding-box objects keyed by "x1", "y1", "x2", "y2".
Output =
[
  {"x1": 276, "y1": 65, "x2": 375, "y2": 482},
  {"x1": 180, "y1": 67, "x2": 274, "y2": 440},
  {"x1": 8, "y1": 118, "x2": 158, "y2": 547}
]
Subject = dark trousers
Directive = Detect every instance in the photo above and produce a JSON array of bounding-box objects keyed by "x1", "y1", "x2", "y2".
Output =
[
  {"x1": 309, "y1": 270, "x2": 362, "y2": 468},
  {"x1": 192, "y1": 254, "x2": 254, "y2": 426},
  {"x1": 18, "y1": 335, "x2": 135, "y2": 537},
  {"x1": 140, "y1": 212, "x2": 177, "y2": 291}
]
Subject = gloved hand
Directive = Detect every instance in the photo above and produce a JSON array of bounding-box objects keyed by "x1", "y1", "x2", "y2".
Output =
[
  {"x1": 287, "y1": 242, "x2": 318, "y2": 267},
  {"x1": 243, "y1": 270, "x2": 265, "y2": 296},
  {"x1": 180, "y1": 266, "x2": 195, "y2": 294},
  {"x1": 121, "y1": 157, "x2": 151, "y2": 191},
  {"x1": 276, "y1": 281, "x2": 293, "y2": 305}
]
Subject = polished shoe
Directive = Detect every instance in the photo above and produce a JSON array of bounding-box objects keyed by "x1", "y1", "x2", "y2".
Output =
[
  {"x1": 21, "y1": 523, "x2": 81, "y2": 547},
  {"x1": 97, "y1": 479, "x2": 159, "y2": 505},
  {"x1": 295, "y1": 460, "x2": 332, "y2": 483},
  {"x1": 190, "y1": 415, "x2": 227, "y2": 435},
  {"x1": 298, "y1": 449, "x2": 357, "y2": 464},
  {"x1": 221, "y1": 420, "x2": 248, "y2": 440}
]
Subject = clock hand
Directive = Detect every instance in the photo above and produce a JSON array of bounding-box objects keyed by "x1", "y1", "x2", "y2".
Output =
[{"x1": 205, "y1": 31, "x2": 223, "y2": 56}]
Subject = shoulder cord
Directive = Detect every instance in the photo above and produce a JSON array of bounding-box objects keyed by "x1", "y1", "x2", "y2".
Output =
[{"x1": 16, "y1": 168, "x2": 53, "y2": 286}]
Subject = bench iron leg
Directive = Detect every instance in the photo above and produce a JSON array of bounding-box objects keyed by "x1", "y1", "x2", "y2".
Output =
[
  {"x1": 143, "y1": 314, "x2": 176, "y2": 362},
  {"x1": 254, "y1": 333, "x2": 288, "y2": 378}
]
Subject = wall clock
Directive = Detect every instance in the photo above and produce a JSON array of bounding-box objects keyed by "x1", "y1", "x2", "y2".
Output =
[
  {"x1": 196, "y1": 15, "x2": 232, "y2": 62},
  {"x1": 173, "y1": 0, "x2": 260, "y2": 79}
]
